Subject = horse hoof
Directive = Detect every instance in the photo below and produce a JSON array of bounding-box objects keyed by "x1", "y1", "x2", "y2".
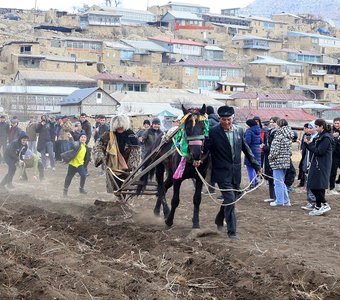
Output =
[
  {"x1": 192, "y1": 224, "x2": 200, "y2": 229},
  {"x1": 165, "y1": 219, "x2": 173, "y2": 228},
  {"x1": 153, "y1": 210, "x2": 161, "y2": 217}
]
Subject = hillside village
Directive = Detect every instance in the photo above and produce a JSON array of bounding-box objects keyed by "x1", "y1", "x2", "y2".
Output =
[{"x1": 0, "y1": 2, "x2": 340, "y2": 125}]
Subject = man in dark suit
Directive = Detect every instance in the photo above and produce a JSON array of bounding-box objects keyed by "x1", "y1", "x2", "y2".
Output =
[{"x1": 207, "y1": 106, "x2": 261, "y2": 240}]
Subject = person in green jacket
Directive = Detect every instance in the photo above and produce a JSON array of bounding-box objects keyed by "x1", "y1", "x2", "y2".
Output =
[
  {"x1": 61, "y1": 133, "x2": 90, "y2": 197},
  {"x1": 19, "y1": 149, "x2": 44, "y2": 181}
]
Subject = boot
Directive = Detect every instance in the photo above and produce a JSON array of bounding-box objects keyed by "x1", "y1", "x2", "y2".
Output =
[
  {"x1": 63, "y1": 188, "x2": 68, "y2": 198},
  {"x1": 79, "y1": 188, "x2": 87, "y2": 194}
]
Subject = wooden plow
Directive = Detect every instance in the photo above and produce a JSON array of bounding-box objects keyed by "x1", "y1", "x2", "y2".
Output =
[{"x1": 111, "y1": 126, "x2": 180, "y2": 200}]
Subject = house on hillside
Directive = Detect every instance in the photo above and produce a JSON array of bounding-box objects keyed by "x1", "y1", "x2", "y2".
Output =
[
  {"x1": 162, "y1": 59, "x2": 243, "y2": 91},
  {"x1": 60, "y1": 87, "x2": 120, "y2": 116},
  {"x1": 248, "y1": 16, "x2": 288, "y2": 39},
  {"x1": 203, "y1": 45, "x2": 224, "y2": 61},
  {"x1": 287, "y1": 31, "x2": 340, "y2": 55},
  {"x1": 271, "y1": 13, "x2": 301, "y2": 26},
  {"x1": 271, "y1": 48, "x2": 321, "y2": 63},
  {"x1": 148, "y1": 36, "x2": 205, "y2": 59},
  {"x1": 79, "y1": 10, "x2": 121, "y2": 35},
  {"x1": 161, "y1": 11, "x2": 212, "y2": 31},
  {"x1": 0, "y1": 41, "x2": 41, "y2": 75},
  {"x1": 49, "y1": 37, "x2": 104, "y2": 62},
  {"x1": 148, "y1": 2, "x2": 210, "y2": 18},
  {"x1": 120, "y1": 39, "x2": 169, "y2": 64},
  {"x1": 248, "y1": 56, "x2": 304, "y2": 89},
  {"x1": 202, "y1": 13, "x2": 250, "y2": 28},
  {"x1": 10, "y1": 54, "x2": 98, "y2": 78},
  {"x1": 99, "y1": 7, "x2": 156, "y2": 25},
  {"x1": 230, "y1": 92, "x2": 312, "y2": 108},
  {"x1": 93, "y1": 73, "x2": 149, "y2": 92},
  {"x1": 232, "y1": 35, "x2": 282, "y2": 57},
  {"x1": 14, "y1": 70, "x2": 97, "y2": 88}
]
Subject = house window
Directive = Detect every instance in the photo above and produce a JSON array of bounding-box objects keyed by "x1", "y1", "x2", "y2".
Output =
[
  {"x1": 20, "y1": 46, "x2": 32, "y2": 53},
  {"x1": 96, "y1": 92, "x2": 102, "y2": 104}
]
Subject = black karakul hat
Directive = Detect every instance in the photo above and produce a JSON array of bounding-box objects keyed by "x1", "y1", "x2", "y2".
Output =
[{"x1": 217, "y1": 106, "x2": 235, "y2": 117}]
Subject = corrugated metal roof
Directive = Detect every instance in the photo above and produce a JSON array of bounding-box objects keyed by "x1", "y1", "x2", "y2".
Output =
[
  {"x1": 176, "y1": 59, "x2": 239, "y2": 68},
  {"x1": 17, "y1": 71, "x2": 96, "y2": 82},
  {"x1": 231, "y1": 92, "x2": 310, "y2": 101},
  {"x1": 61, "y1": 87, "x2": 99, "y2": 104},
  {"x1": 164, "y1": 11, "x2": 203, "y2": 21},
  {"x1": 168, "y1": 1, "x2": 210, "y2": 9},
  {"x1": 148, "y1": 36, "x2": 205, "y2": 46},
  {"x1": 120, "y1": 39, "x2": 169, "y2": 53},
  {"x1": 292, "y1": 84, "x2": 326, "y2": 91},
  {"x1": 93, "y1": 73, "x2": 149, "y2": 83},
  {"x1": 204, "y1": 45, "x2": 224, "y2": 51},
  {"x1": 273, "y1": 48, "x2": 321, "y2": 56},
  {"x1": 83, "y1": 10, "x2": 122, "y2": 17},
  {"x1": 288, "y1": 31, "x2": 340, "y2": 41},
  {"x1": 235, "y1": 107, "x2": 316, "y2": 124},
  {"x1": 250, "y1": 56, "x2": 301, "y2": 66},
  {"x1": 232, "y1": 34, "x2": 279, "y2": 42},
  {"x1": 14, "y1": 54, "x2": 96, "y2": 63},
  {"x1": 104, "y1": 41, "x2": 134, "y2": 51},
  {"x1": 117, "y1": 102, "x2": 182, "y2": 116},
  {"x1": 0, "y1": 85, "x2": 78, "y2": 95},
  {"x1": 111, "y1": 91, "x2": 223, "y2": 106},
  {"x1": 248, "y1": 16, "x2": 285, "y2": 24},
  {"x1": 102, "y1": 6, "x2": 155, "y2": 16}
]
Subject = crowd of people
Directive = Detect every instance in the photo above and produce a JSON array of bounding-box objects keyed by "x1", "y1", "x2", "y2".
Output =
[{"x1": 0, "y1": 109, "x2": 339, "y2": 238}]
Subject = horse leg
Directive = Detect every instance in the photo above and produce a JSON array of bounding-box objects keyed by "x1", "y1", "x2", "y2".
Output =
[
  {"x1": 154, "y1": 164, "x2": 165, "y2": 217},
  {"x1": 165, "y1": 179, "x2": 182, "y2": 227},
  {"x1": 192, "y1": 177, "x2": 203, "y2": 229}
]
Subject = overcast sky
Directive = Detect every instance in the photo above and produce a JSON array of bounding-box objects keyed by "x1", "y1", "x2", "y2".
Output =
[{"x1": 1, "y1": 0, "x2": 254, "y2": 14}]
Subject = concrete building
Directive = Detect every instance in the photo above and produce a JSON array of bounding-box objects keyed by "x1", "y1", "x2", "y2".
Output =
[
  {"x1": 249, "y1": 55, "x2": 304, "y2": 90},
  {"x1": 80, "y1": 10, "x2": 122, "y2": 35},
  {"x1": 162, "y1": 59, "x2": 243, "y2": 91},
  {"x1": 271, "y1": 48, "x2": 321, "y2": 63},
  {"x1": 230, "y1": 92, "x2": 312, "y2": 109},
  {"x1": 14, "y1": 70, "x2": 97, "y2": 88},
  {"x1": 287, "y1": 31, "x2": 340, "y2": 55},
  {"x1": 249, "y1": 16, "x2": 288, "y2": 39},
  {"x1": 232, "y1": 35, "x2": 282, "y2": 57},
  {"x1": 93, "y1": 73, "x2": 149, "y2": 93},
  {"x1": 60, "y1": 87, "x2": 120, "y2": 116},
  {"x1": 161, "y1": 11, "x2": 212, "y2": 31},
  {"x1": 98, "y1": 7, "x2": 156, "y2": 25},
  {"x1": 0, "y1": 85, "x2": 78, "y2": 115},
  {"x1": 148, "y1": 2, "x2": 210, "y2": 18},
  {"x1": 148, "y1": 36, "x2": 205, "y2": 59}
]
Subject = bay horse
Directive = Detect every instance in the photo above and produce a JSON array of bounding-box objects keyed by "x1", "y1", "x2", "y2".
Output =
[{"x1": 137, "y1": 104, "x2": 210, "y2": 228}]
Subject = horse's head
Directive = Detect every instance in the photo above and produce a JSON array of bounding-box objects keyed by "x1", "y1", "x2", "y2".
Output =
[{"x1": 180, "y1": 104, "x2": 208, "y2": 166}]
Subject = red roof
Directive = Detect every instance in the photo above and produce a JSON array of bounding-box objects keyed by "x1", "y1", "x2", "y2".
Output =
[
  {"x1": 149, "y1": 36, "x2": 205, "y2": 47},
  {"x1": 231, "y1": 92, "x2": 310, "y2": 101},
  {"x1": 93, "y1": 73, "x2": 149, "y2": 83},
  {"x1": 176, "y1": 59, "x2": 238, "y2": 68},
  {"x1": 235, "y1": 107, "x2": 316, "y2": 123}
]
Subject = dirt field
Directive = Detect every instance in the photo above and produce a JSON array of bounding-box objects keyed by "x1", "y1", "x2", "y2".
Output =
[{"x1": 0, "y1": 154, "x2": 340, "y2": 300}]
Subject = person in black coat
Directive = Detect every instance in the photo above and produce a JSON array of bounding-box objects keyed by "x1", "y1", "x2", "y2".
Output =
[
  {"x1": 0, "y1": 131, "x2": 29, "y2": 190},
  {"x1": 207, "y1": 106, "x2": 261, "y2": 240},
  {"x1": 79, "y1": 113, "x2": 92, "y2": 145},
  {"x1": 305, "y1": 119, "x2": 333, "y2": 216},
  {"x1": 36, "y1": 115, "x2": 56, "y2": 170}
]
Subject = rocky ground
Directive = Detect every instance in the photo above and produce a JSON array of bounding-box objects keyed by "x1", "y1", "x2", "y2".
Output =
[{"x1": 0, "y1": 156, "x2": 340, "y2": 299}]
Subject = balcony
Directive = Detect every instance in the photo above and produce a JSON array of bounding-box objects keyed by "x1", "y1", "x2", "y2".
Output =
[
  {"x1": 266, "y1": 71, "x2": 286, "y2": 78},
  {"x1": 310, "y1": 69, "x2": 327, "y2": 76}
]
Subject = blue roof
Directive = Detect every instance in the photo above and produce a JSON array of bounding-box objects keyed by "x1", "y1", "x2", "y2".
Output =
[
  {"x1": 288, "y1": 31, "x2": 339, "y2": 41},
  {"x1": 61, "y1": 87, "x2": 99, "y2": 105}
]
